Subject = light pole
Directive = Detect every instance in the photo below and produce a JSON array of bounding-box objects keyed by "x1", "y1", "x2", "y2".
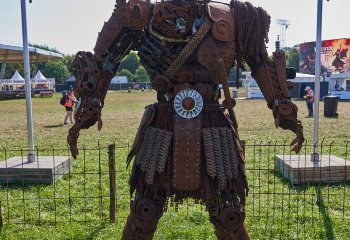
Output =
[
  {"x1": 312, "y1": 0, "x2": 324, "y2": 162},
  {"x1": 21, "y1": 0, "x2": 35, "y2": 163},
  {"x1": 276, "y1": 19, "x2": 290, "y2": 52}
]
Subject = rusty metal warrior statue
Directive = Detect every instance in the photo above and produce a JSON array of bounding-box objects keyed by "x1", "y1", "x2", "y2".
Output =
[{"x1": 67, "y1": 0, "x2": 304, "y2": 239}]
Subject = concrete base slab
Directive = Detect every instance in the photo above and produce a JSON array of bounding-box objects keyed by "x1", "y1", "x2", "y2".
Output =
[
  {"x1": 275, "y1": 155, "x2": 350, "y2": 184},
  {"x1": 0, "y1": 156, "x2": 72, "y2": 184}
]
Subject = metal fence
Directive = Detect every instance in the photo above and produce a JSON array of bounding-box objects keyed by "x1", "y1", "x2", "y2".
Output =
[{"x1": 0, "y1": 141, "x2": 349, "y2": 239}]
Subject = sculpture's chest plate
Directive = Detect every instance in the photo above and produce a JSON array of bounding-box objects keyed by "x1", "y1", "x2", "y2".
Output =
[{"x1": 138, "y1": 2, "x2": 235, "y2": 84}]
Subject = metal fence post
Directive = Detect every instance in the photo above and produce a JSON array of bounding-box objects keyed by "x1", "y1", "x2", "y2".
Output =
[{"x1": 108, "y1": 144, "x2": 116, "y2": 223}]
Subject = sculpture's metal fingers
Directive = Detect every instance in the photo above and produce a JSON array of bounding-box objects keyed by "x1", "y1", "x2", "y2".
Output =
[
  {"x1": 290, "y1": 121, "x2": 304, "y2": 153},
  {"x1": 98, "y1": 118, "x2": 103, "y2": 131},
  {"x1": 291, "y1": 134, "x2": 304, "y2": 153},
  {"x1": 67, "y1": 125, "x2": 80, "y2": 159},
  {"x1": 282, "y1": 119, "x2": 304, "y2": 154},
  {"x1": 67, "y1": 96, "x2": 103, "y2": 158},
  {"x1": 291, "y1": 140, "x2": 303, "y2": 154}
]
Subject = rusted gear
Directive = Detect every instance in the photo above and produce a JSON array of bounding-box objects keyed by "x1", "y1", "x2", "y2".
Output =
[
  {"x1": 222, "y1": 98, "x2": 236, "y2": 110},
  {"x1": 122, "y1": 198, "x2": 165, "y2": 240},
  {"x1": 152, "y1": 75, "x2": 173, "y2": 91},
  {"x1": 135, "y1": 199, "x2": 158, "y2": 221},
  {"x1": 182, "y1": 97, "x2": 196, "y2": 110},
  {"x1": 219, "y1": 207, "x2": 245, "y2": 231},
  {"x1": 212, "y1": 19, "x2": 232, "y2": 42}
]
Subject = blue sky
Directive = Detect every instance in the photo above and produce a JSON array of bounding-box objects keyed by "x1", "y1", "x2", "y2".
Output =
[{"x1": 1, "y1": 0, "x2": 350, "y2": 55}]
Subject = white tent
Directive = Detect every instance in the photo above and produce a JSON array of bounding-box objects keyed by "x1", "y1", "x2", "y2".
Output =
[
  {"x1": 0, "y1": 70, "x2": 25, "y2": 91},
  {"x1": 33, "y1": 70, "x2": 46, "y2": 82},
  {"x1": 31, "y1": 70, "x2": 55, "y2": 91},
  {"x1": 10, "y1": 70, "x2": 25, "y2": 82},
  {"x1": 293, "y1": 73, "x2": 316, "y2": 82}
]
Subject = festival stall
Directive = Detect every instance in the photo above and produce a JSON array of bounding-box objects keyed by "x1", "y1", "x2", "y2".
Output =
[
  {"x1": 329, "y1": 71, "x2": 350, "y2": 99},
  {"x1": 0, "y1": 70, "x2": 27, "y2": 98},
  {"x1": 31, "y1": 70, "x2": 55, "y2": 95},
  {"x1": 0, "y1": 70, "x2": 55, "y2": 98},
  {"x1": 0, "y1": 70, "x2": 25, "y2": 91},
  {"x1": 242, "y1": 72, "x2": 329, "y2": 99}
]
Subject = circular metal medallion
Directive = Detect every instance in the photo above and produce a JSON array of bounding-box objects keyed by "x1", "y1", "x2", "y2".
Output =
[{"x1": 174, "y1": 89, "x2": 203, "y2": 119}]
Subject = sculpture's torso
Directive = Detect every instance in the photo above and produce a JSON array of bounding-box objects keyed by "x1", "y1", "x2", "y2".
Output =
[{"x1": 137, "y1": 1, "x2": 235, "y2": 102}]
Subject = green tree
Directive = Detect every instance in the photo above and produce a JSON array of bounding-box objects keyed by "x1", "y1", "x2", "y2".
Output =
[
  {"x1": 134, "y1": 66, "x2": 150, "y2": 82},
  {"x1": 116, "y1": 68, "x2": 135, "y2": 82},
  {"x1": 28, "y1": 43, "x2": 62, "y2": 54},
  {"x1": 286, "y1": 46, "x2": 300, "y2": 72},
  {"x1": 118, "y1": 51, "x2": 140, "y2": 74},
  {"x1": 40, "y1": 61, "x2": 70, "y2": 84},
  {"x1": 63, "y1": 54, "x2": 75, "y2": 70},
  {"x1": 3, "y1": 63, "x2": 24, "y2": 79}
]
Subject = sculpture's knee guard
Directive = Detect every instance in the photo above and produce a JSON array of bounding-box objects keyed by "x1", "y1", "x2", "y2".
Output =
[
  {"x1": 122, "y1": 199, "x2": 164, "y2": 240},
  {"x1": 213, "y1": 207, "x2": 250, "y2": 240}
]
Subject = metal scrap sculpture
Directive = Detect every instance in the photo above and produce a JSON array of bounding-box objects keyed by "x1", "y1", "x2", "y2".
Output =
[{"x1": 68, "y1": 0, "x2": 304, "y2": 239}]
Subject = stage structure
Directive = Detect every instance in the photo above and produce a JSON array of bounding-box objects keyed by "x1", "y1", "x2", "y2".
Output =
[
  {"x1": 0, "y1": 0, "x2": 71, "y2": 184},
  {"x1": 276, "y1": 19, "x2": 290, "y2": 52}
]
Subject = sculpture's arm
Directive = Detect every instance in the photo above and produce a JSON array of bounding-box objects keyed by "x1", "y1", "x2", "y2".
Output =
[
  {"x1": 68, "y1": 0, "x2": 152, "y2": 158},
  {"x1": 231, "y1": 0, "x2": 304, "y2": 153},
  {"x1": 248, "y1": 51, "x2": 304, "y2": 153}
]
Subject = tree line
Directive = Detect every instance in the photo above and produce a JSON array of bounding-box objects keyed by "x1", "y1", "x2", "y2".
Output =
[{"x1": 0, "y1": 45, "x2": 300, "y2": 84}]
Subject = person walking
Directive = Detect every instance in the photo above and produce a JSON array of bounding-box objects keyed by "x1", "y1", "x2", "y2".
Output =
[
  {"x1": 304, "y1": 86, "x2": 314, "y2": 117},
  {"x1": 63, "y1": 90, "x2": 77, "y2": 124}
]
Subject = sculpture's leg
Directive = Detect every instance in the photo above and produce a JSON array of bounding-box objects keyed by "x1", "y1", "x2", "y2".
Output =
[
  {"x1": 122, "y1": 194, "x2": 166, "y2": 240},
  {"x1": 207, "y1": 201, "x2": 250, "y2": 240}
]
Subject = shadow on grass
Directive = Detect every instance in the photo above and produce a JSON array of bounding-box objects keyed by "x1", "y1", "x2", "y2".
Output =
[
  {"x1": 0, "y1": 182, "x2": 51, "y2": 190},
  {"x1": 315, "y1": 186, "x2": 334, "y2": 240},
  {"x1": 44, "y1": 124, "x2": 64, "y2": 128},
  {"x1": 273, "y1": 170, "x2": 350, "y2": 192},
  {"x1": 81, "y1": 222, "x2": 108, "y2": 240}
]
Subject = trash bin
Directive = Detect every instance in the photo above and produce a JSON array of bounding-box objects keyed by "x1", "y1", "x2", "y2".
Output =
[{"x1": 323, "y1": 95, "x2": 339, "y2": 117}]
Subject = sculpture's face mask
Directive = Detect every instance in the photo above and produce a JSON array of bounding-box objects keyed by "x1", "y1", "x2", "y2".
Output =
[{"x1": 153, "y1": 0, "x2": 204, "y2": 38}]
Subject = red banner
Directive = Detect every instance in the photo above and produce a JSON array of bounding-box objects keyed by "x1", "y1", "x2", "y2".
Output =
[{"x1": 299, "y1": 38, "x2": 350, "y2": 74}]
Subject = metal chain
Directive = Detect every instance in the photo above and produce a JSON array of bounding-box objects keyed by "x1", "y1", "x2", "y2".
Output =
[{"x1": 165, "y1": 20, "x2": 212, "y2": 79}]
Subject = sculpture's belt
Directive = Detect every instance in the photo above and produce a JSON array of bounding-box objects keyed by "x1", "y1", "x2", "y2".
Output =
[
  {"x1": 171, "y1": 82, "x2": 217, "y2": 102},
  {"x1": 155, "y1": 102, "x2": 221, "y2": 113}
]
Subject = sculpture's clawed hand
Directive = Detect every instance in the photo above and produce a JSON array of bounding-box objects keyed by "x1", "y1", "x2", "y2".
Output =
[
  {"x1": 273, "y1": 101, "x2": 305, "y2": 154},
  {"x1": 67, "y1": 97, "x2": 103, "y2": 159}
]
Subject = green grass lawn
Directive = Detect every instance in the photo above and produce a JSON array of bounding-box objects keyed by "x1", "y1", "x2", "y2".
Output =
[{"x1": 0, "y1": 91, "x2": 349, "y2": 239}]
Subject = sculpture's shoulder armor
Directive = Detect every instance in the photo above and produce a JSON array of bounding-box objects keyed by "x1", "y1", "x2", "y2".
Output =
[
  {"x1": 115, "y1": 0, "x2": 153, "y2": 30},
  {"x1": 207, "y1": 2, "x2": 234, "y2": 42},
  {"x1": 94, "y1": 0, "x2": 153, "y2": 58}
]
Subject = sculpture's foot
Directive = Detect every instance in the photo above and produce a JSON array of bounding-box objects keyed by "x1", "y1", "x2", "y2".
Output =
[{"x1": 214, "y1": 222, "x2": 250, "y2": 240}]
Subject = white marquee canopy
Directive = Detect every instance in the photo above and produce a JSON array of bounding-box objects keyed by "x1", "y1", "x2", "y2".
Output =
[{"x1": 10, "y1": 70, "x2": 24, "y2": 82}]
